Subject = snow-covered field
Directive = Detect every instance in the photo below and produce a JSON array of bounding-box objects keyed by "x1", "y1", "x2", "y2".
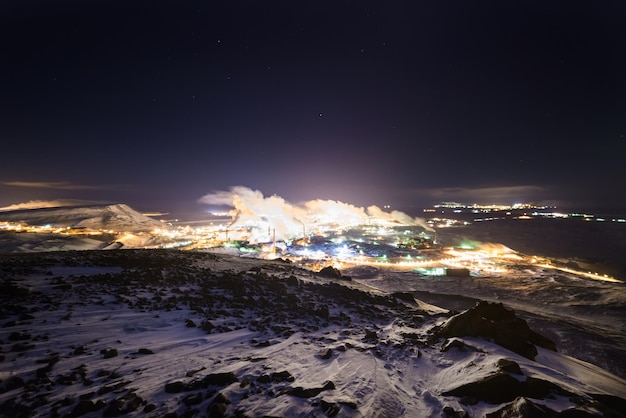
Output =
[{"x1": 1, "y1": 250, "x2": 624, "y2": 417}]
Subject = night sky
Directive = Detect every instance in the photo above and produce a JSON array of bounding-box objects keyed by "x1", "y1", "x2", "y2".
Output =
[{"x1": 2, "y1": 1, "x2": 625, "y2": 216}]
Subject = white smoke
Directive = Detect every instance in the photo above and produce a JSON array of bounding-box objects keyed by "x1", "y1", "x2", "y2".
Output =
[
  {"x1": 0, "y1": 199, "x2": 99, "y2": 212},
  {"x1": 199, "y1": 186, "x2": 433, "y2": 243}
]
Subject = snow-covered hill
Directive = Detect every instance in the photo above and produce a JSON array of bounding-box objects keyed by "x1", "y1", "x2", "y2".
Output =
[
  {"x1": 0, "y1": 250, "x2": 623, "y2": 417},
  {"x1": 0, "y1": 204, "x2": 162, "y2": 233}
]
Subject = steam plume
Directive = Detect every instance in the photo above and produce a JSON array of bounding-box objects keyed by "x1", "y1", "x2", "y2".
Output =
[
  {"x1": 0, "y1": 199, "x2": 101, "y2": 212},
  {"x1": 199, "y1": 186, "x2": 432, "y2": 243}
]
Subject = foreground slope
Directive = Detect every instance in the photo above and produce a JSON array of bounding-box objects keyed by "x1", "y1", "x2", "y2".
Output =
[{"x1": 0, "y1": 250, "x2": 624, "y2": 417}]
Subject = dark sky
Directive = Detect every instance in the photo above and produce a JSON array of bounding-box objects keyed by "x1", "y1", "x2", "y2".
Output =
[{"x1": 2, "y1": 0, "x2": 625, "y2": 216}]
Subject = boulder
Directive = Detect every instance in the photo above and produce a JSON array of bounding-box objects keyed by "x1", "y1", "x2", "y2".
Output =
[
  {"x1": 496, "y1": 358, "x2": 523, "y2": 375},
  {"x1": 201, "y1": 372, "x2": 238, "y2": 387},
  {"x1": 443, "y1": 372, "x2": 573, "y2": 404},
  {"x1": 318, "y1": 266, "x2": 343, "y2": 279},
  {"x1": 318, "y1": 266, "x2": 351, "y2": 281},
  {"x1": 436, "y1": 301, "x2": 556, "y2": 360},
  {"x1": 320, "y1": 399, "x2": 340, "y2": 416},
  {"x1": 286, "y1": 380, "x2": 335, "y2": 398}
]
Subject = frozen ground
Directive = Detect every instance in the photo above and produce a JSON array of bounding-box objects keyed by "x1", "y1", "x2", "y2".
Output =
[
  {"x1": 345, "y1": 265, "x2": 626, "y2": 381},
  {"x1": 1, "y1": 250, "x2": 625, "y2": 417}
]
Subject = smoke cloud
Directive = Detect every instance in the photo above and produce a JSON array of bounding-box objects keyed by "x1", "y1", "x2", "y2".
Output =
[
  {"x1": 199, "y1": 186, "x2": 433, "y2": 243},
  {"x1": 0, "y1": 199, "x2": 100, "y2": 212}
]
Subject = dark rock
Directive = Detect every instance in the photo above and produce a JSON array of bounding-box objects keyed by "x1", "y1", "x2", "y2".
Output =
[
  {"x1": 100, "y1": 348, "x2": 118, "y2": 359},
  {"x1": 102, "y1": 392, "x2": 143, "y2": 417},
  {"x1": 2, "y1": 376, "x2": 25, "y2": 392},
  {"x1": 186, "y1": 366, "x2": 207, "y2": 377},
  {"x1": 318, "y1": 266, "x2": 342, "y2": 279},
  {"x1": 257, "y1": 370, "x2": 294, "y2": 384},
  {"x1": 339, "y1": 399, "x2": 358, "y2": 409},
  {"x1": 446, "y1": 380, "x2": 487, "y2": 406},
  {"x1": 286, "y1": 380, "x2": 335, "y2": 398},
  {"x1": 559, "y1": 410, "x2": 605, "y2": 417},
  {"x1": 443, "y1": 406, "x2": 470, "y2": 418},
  {"x1": 182, "y1": 409, "x2": 200, "y2": 418},
  {"x1": 496, "y1": 358, "x2": 523, "y2": 375},
  {"x1": 589, "y1": 393, "x2": 626, "y2": 416},
  {"x1": 270, "y1": 370, "x2": 295, "y2": 382},
  {"x1": 165, "y1": 381, "x2": 186, "y2": 393},
  {"x1": 79, "y1": 391, "x2": 95, "y2": 400},
  {"x1": 59, "y1": 396, "x2": 75, "y2": 406},
  {"x1": 363, "y1": 329, "x2": 378, "y2": 343},
  {"x1": 73, "y1": 345, "x2": 87, "y2": 355},
  {"x1": 486, "y1": 397, "x2": 560, "y2": 417},
  {"x1": 523, "y1": 377, "x2": 572, "y2": 399},
  {"x1": 182, "y1": 393, "x2": 203, "y2": 406},
  {"x1": 136, "y1": 348, "x2": 154, "y2": 355},
  {"x1": 285, "y1": 275, "x2": 299, "y2": 286},
  {"x1": 103, "y1": 399, "x2": 125, "y2": 416},
  {"x1": 254, "y1": 340, "x2": 271, "y2": 347},
  {"x1": 201, "y1": 372, "x2": 238, "y2": 387},
  {"x1": 392, "y1": 292, "x2": 416, "y2": 303},
  {"x1": 315, "y1": 304, "x2": 330, "y2": 319},
  {"x1": 320, "y1": 399, "x2": 340, "y2": 416},
  {"x1": 286, "y1": 387, "x2": 319, "y2": 398},
  {"x1": 11, "y1": 342, "x2": 35, "y2": 352},
  {"x1": 443, "y1": 372, "x2": 573, "y2": 404},
  {"x1": 201, "y1": 321, "x2": 214, "y2": 333},
  {"x1": 318, "y1": 348, "x2": 333, "y2": 360},
  {"x1": 436, "y1": 301, "x2": 556, "y2": 360},
  {"x1": 441, "y1": 338, "x2": 484, "y2": 353},
  {"x1": 207, "y1": 402, "x2": 227, "y2": 418},
  {"x1": 97, "y1": 381, "x2": 129, "y2": 395},
  {"x1": 212, "y1": 392, "x2": 231, "y2": 405},
  {"x1": 256, "y1": 374, "x2": 271, "y2": 384},
  {"x1": 70, "y1": 399, "x2": 97, "y2": 417},
  {"x1": 143, "y1": 404, "x2": 156, "y2": 413},
  {"x1": 8, "y1": 331, "x2": 31, "y2": 341},
  {"x1": 116, "y1": 392, "x2": 143, "y2": 414}
]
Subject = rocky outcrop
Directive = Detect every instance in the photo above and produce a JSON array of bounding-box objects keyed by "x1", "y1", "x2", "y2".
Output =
[
  {"x1": 317, "y1": 266, "x2": 351, "y2": 281},
  {"x1": 443, "y1": 372, "x2": 573, "y2": 404},
  {"x1": 435, "y1": 301, "x2": 556, "y2": 360},
  {"x1": 486, "y1": 396, "x2": 626, "y2": 418}
]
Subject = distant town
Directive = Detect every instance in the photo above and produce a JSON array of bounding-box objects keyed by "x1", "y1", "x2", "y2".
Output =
[{"x1": 0, "y1": 201, "x2": 622, "y2": 284}]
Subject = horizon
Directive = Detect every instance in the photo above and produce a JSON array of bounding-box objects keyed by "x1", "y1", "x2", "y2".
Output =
[{"x1": 2, "y1": 188, "x2": 626, "y2": 224}]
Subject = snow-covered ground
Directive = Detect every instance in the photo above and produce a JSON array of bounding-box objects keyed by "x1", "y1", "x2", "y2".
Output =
[
  {"x1": 1, "y1": 250, "x2": 624, "y2": 417},
  {"x1": 346, "y1": 265, "x2": 626, "y2": 382}
]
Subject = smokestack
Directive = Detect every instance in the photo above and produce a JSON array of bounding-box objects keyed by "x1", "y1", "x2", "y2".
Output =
[{"x1": 273, "y1": 228, "x2": 276, "y2": 253}]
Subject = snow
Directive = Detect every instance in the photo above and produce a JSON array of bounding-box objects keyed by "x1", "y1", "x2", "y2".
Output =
[{"x1": 0, "y1": 250, "x2": 625, "y2": 417}]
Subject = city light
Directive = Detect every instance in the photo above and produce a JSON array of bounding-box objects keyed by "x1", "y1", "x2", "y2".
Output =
[{"x1": 1, "y1": 198, "x2": 622, "y2": 284}]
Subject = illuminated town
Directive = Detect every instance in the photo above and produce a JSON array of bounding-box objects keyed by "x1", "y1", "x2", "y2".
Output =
[{"x1": 2, "y1": 201, "x2": 623, "y2": 284}]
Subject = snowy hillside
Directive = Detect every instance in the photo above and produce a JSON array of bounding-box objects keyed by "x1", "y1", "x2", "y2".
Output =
[
  {"x1": 0, "y1": 204, "x2": 162, "y2": 233},
  {"x1": 1, "y1": 250, "x2": 624, "y2": 417}
]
